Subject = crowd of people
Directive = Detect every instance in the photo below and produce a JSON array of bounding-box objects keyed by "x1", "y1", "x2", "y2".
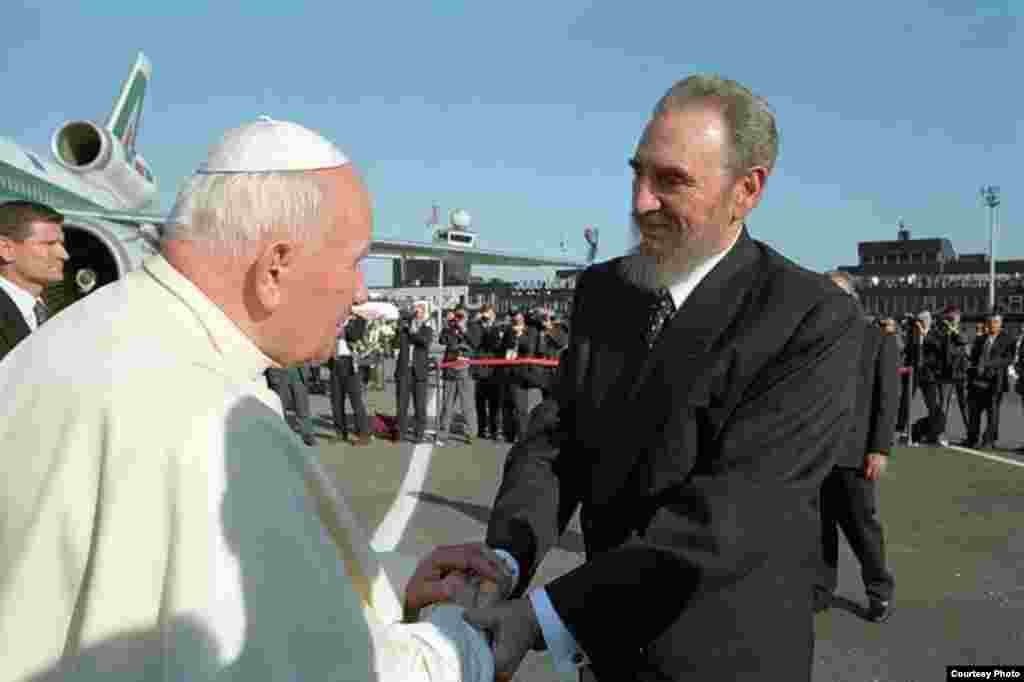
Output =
[
  {"x1": 872, "y1": 306, "x2": 1023, "y2": 449},
  {"x1": 0, "y1": 71, "x2": 992, "y2": 681},
  {"x1": 262, "y1": 301, "x2": 571, "y2": 449}
]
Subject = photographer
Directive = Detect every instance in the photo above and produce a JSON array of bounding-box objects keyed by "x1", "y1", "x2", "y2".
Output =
[
  {"x1": 921, "y1": 305, "x2": 966, "y2": 444},
  {"x1": 393, "y1": 300, "x2": 434, "y2": 443},
  {"x1": 436, "y1": 307, "x2": 478, "y2": 446},
  {"x1": 907, "y1": 311, "x2": 946, "y2": 444},
  {"x1": 894, "y1": 314, "x2": 916, "y2": 438}
]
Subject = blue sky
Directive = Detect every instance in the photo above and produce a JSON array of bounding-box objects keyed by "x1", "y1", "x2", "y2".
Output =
[{"x1": 4, "y1": 1, "x2": 1020, "y2": 286}]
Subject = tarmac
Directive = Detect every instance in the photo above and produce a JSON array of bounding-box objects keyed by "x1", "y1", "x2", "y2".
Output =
[{"x1": 302, "y1": 376, "x2": 1024, "y2": 682}]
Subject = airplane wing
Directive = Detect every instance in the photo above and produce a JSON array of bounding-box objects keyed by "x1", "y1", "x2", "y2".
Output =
[
  {"x1": 39, "y1": 206, "x2": 588, "y2": 269},
  {"x1": 58, "y1": 207, "x2": 166, "y2": 224},
  {"x1": 369, "y1": 238, "x2": 586, "y2": 268}
]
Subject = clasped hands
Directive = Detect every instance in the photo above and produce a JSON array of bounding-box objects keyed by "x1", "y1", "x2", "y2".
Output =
[{"x1": 404, "y1": 542, "x2": 542, "y2": 680}]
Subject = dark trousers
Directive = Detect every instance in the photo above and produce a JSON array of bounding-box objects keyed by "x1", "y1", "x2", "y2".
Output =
[
  {"x1": 951, "y1": 380, "x2": 969, "y2": 427},
  {"x1": 475, "y1": 375, "x2": 503, "y2": 436},
  {"x1": 330, "y1": 356, "x2": 369, "y2": 436},
  {"x1": 895, "y1": 373, "x2": 912, "y2": 433},
  {"x1": 396, "y1": 373, "x2": 428, "y2": 438},
  {"x1": 919, "y1": 380, "x2": 946, "y2": 442},
  {"x1": 818, "y1": 466, "x2": 894, "y2": 602},
  {"x1": 265, "y1": 367, "x2": 313, "y2": 437},
  {"x1": 967, "y1": 386, "x2": 1002, "y2": 445}
]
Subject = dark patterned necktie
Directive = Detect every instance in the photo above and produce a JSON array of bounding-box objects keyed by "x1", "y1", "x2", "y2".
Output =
[
  {"x1": 645, "y1": 288, "x2": 676, "y2": 348},
  {"x1": 33, "y1": 299, "x2": 49, "y2": 327}
]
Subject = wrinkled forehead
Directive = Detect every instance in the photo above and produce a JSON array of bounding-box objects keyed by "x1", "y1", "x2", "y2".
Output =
[{"x1": 636, "y1": 104, "x2": 728, "y2": 163}]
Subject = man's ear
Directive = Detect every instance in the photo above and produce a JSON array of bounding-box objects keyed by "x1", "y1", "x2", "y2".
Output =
[
  {"x1": 732, "y1": 166, "x2": 769, "y2": 223},
  {"x1": 252, "y1": 241, "x2": 298, "y2": 311}
]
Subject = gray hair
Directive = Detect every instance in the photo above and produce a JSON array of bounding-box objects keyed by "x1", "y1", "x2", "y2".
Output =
[
  {"x1": 654, "y1": 74, "x2": 779, "y2": 177},
  {"x1": 162, "y1": 171, "x2": 326, "y2": 257}
]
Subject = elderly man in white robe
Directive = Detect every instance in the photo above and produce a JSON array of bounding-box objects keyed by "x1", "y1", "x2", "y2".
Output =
[{"x1": 0, "y1": 118, "x2": 513, "y2": 682}]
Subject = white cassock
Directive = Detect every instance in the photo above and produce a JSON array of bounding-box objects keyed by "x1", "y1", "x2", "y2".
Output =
[{"x1": 0, "y1": 254, "x2": 493, "y2": 682}]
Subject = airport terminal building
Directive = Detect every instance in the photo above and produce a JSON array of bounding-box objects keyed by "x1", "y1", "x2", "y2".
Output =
[{"x1": 838, "y1": 224, "x2": 1024, "y2": 323}]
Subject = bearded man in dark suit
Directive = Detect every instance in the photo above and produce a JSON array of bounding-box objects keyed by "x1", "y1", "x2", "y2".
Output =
[{"x1": 463, "y1": 74, "x2": 862, "y2": 682}]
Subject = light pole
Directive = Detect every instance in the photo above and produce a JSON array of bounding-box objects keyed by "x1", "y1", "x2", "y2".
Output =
[{"x1": 981, "y1": 186, "x2": 1001, "y2": 312}]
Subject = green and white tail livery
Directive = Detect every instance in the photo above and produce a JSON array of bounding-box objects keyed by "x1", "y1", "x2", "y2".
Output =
[{"x1": 107, "y1": 52, "x2": 151, "y2": 155}]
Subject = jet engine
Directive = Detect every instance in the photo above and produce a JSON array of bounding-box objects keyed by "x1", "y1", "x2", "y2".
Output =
[
  {"x1": 51, "y1": 120, "x2": 157, "y2": 210},
  {"x1": 41, "y1": 219, "x2": 153, "y2": 315}
]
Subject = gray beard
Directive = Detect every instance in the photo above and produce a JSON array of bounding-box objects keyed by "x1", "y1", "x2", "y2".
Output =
[
  {"x1": 617, "y1": 242, "x2": 708, "y2": 292},
  {"x1": 619, "y1": 217, "x2": 738, "y2": 292}
]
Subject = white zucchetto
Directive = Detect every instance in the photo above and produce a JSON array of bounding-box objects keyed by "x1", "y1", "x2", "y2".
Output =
[{"x1": 197, "y1": 116, "x2": 349, "y2": 174}]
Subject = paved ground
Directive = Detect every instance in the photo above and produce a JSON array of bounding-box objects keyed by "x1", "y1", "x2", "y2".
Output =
[{"x1": 304, "y1": 378, "x2": 1024, "y2": 681}]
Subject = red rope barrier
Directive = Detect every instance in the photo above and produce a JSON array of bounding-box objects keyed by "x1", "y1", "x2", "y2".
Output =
[
  {"x1": 437, "y1": 359, "x2": 915, "y2": 373},
  {"x1": 437, "y1": 357, "x2": 560, "y2": 369}
]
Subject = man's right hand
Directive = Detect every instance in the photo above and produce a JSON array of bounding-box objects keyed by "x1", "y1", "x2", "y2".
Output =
[
  {"x1": 405, "y1": 543, "x2": 514, "y2": 621},
  {"x1": 463, "y1": 598, "x2": 542, "y2": 678}
]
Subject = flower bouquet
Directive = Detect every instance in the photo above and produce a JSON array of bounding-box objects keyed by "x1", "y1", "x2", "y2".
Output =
[{"x1": 352, "y1": 319, "x2": 398, "y2": 385}]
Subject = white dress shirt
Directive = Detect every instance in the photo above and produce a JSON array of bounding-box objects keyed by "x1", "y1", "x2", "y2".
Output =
[
  {"x1": 337, "y1": 333, "x2": 352, "y2": 356},
  {"x1": 506, "y1": 227, "x2": 743, "y2": 673},
  {"x1": 0, "y1": 254, "x2": 493, "y2": 682},
  {"x1": 0, "y1": 273, "x2": 43, "y2": 332}
]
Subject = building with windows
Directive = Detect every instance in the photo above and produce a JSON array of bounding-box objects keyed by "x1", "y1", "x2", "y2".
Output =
[
  {"x1": 392, "y1": 257, "x2": 472, "y2": 287},
  {"x1": 838, "y1": 223, "x2": 1024, "y2": 322}
]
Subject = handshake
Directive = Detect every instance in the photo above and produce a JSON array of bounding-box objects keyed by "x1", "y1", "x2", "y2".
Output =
[{"x1": 404, "y1": 543, "x2": 544, "y2": 680}]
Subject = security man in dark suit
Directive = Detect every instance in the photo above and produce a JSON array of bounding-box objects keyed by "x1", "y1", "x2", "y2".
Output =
[
  {"x1": 965, "y1": 312, "x2": 1015, "y2": 448},
  {"x1": 0, "y1": 201, "x2": 68, "y2": 361},
  {"x1": 464, "y1": 75, "x2": 862, "y2": 681},
  {"x1": 469, "y1": 304, "x2": 504, "y2": 440},
  {"x1": 535, "y1": 309, "x2": 567, "y2": 401},
  {"x1": 393, "y1": 300, "x2": 434, "y2": 442},
  {"x1": 815, "y1": 272, "x2": 898, "y2": 623},
  {"x1": 500, "y1": 309, "x2": 542, "y2": 444}
]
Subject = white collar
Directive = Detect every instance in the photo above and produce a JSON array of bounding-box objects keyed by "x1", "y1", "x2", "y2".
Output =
[
  {"x1": 143, "y1": 254, "x2": 277, "y2": 385},
  {"x1": 0, "y1": 273, "x2": 43, "y2": 331},
  {"x1": 665, "y1": 227, "x2": 742, "y2": 310}
]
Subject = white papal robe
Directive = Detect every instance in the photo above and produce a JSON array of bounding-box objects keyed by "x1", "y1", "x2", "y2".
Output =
[{"x1": 0, "y1": 254, "x2": 493, "y2": 682}]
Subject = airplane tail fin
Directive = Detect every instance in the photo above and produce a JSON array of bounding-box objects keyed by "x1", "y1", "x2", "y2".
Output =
[{"x1": 105, "y1": 52, "x2": 151, "y2": 155}]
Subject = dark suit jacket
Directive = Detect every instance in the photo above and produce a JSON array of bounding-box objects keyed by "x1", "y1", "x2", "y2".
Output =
[
  {"x1": 396, "y1": 319, "x2": 434, "y2": 381},
  {"x1": 836, "y1": 323, "x2": 899, "y2": 468},
  {"x1": 501, "y1": 326, "x2": 542, "y2": 389},
  {"x1": 346, "y1": 316, "x2": 367, "y2": 345},
  {"x1": 0, "y1": 286, "x2": 32, "y2": 363},
  {"x1": 970, "y1": 332, "x2": 1015, "y2": 394},
  {"x1": 486, "y1": 230, "x2": 861, "y2": 680},
  {"x1": 467, "y1": 320, "x2": 499, "y2": 380}
]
